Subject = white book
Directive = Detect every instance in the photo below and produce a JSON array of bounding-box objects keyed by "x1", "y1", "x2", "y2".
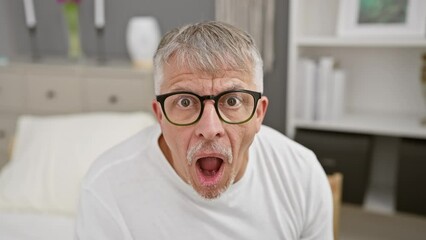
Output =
[
  {"x1": 315, "y1": 57, "x2": 334, "y2": 121},
  {"x1": 330, "y1": 69, "x2": 346, "y2": 120},
  {"x1": 296, "y1": 58, "x2": 316, "y2": 121}
]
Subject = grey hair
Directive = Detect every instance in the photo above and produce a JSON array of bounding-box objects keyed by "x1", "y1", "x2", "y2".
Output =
[{"x1": 153, "y1": 21, "x2": 263, "y2": 95}]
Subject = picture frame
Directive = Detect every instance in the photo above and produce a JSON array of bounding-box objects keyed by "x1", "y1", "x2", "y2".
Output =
[{"x1": 337, "y1": 0, "x2": 426, "y2": 37}]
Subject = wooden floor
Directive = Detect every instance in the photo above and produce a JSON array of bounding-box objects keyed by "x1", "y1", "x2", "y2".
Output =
[{"x1": 339, "y1": 204, "x2": 426, "y2": 240}]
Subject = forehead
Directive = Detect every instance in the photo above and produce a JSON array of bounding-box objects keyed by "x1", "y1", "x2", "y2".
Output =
[{"x1": 161, "y1": 58, "x2": 255, "y2": 93}]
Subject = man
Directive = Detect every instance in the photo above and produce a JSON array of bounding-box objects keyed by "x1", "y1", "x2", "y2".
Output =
[{"x1": 75, "y1": 21, "x2": 333, "y2": 239}]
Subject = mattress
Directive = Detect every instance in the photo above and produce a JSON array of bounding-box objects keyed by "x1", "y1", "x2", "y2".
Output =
[
  {"x1": 0, "y1": 211, "x2": 74, "y2": 240},
  {"x1": 0, "y1": 112, "x2": 156, "y2": 240}
]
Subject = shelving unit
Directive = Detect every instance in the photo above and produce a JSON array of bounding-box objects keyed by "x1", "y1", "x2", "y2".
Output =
[
  {"x1": 287, "y1": 0, "x2": 426, "y2": 214},
  {"x1": 296, "y1": 111, "x2": 426, "y2": 140},
  {"x1": 287, "y1": 0, "x2": 426, "y2": 139},
  {"x1": 297, "y1": 37, "x2": 426, "y2": 48}
]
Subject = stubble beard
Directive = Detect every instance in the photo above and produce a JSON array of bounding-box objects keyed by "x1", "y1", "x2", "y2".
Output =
[
  {"x1": 186, "y1": 141, "x2": 235, "y2": 199},
  {"x1": 190, "y1": 169, "x2": 237, "y2": 200}
]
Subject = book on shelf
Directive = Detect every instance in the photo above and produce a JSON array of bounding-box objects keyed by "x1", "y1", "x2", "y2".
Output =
[
  {"x1": 296, "y1": 58, "x2": 316, "y2": 121},
  {"x1": 316, "y1": 57, "x2": 334, "y2": 121},
  {"x1": 296, "y1": 56, "x2": 346, "y2": 122}
]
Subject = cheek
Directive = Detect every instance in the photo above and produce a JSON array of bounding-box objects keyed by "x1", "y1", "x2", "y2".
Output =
[
  {"x1": 162, "y1": 125, "x2": 192, "y2": 159},
  {"x1": 228, "y1": 125, "x2": 256, "y2": 156}
]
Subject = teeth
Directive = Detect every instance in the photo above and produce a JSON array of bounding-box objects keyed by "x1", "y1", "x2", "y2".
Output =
[{"x1": 203, "y1": 169, "x2": 217, "y2": 176}]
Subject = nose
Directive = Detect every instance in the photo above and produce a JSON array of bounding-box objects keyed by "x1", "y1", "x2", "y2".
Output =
[{"x1": 194, "y1": 101, "x2": 225, "y2": 140}]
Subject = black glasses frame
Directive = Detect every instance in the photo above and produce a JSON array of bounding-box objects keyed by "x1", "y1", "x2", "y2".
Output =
[{"x1": 156, "y1": 89, "x2": 262, "y2": 126}]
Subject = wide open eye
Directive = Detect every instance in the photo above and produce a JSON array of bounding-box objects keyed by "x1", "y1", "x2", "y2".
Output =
[
  {"x1": 175, "y1": 95, "x2": 198, "y2": 108},
  {"x1": 222, "y1": 94, "x2": 243, "y2": 108},
  {"x1": 227, "y1": 97, "x2": 239, "y2": 106},
  {"x1": 179, "y1": 98, "x2": 191, "y2": 107}
]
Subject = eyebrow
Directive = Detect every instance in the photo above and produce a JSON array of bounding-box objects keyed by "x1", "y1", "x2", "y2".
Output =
[{"x1": 227, "y1": 83, "x2": 246, "y2": 90}]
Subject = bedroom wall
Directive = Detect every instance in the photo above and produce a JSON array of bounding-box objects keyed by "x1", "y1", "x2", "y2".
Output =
[
  {"x1": 263, "y1": 0, "x2": 288, "y2": 134},
  {"x1": 0, "y1": 1, "x2": 14, "y2": 58},
  {"x1": 0, "y1": 0, "x2": 288, "y2": 134},
  {"x1": 5, "y1": 0, "x2": 215, "y2": 58}
]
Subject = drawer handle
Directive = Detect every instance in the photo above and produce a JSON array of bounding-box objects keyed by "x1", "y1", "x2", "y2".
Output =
[
  {"x1": 45, "y1": 90, "x2": 56, "y2": 99},
  {"x1": 0, "y1": 130, "x2": 5, "y2": 139},
  {"x1": 108, "y1": 95, "x2": 119, "y2": 105}
]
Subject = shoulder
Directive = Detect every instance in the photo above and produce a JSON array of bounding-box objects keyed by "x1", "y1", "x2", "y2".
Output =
[
  {"x1": 252, "y1": 125, "x2": 325, "y2": 190},
  {"x1": 82, "y1": 124, "x2": 161, "y2": 187},
  {"x1": 252, "y1": 126, "x2": 333, "y2": 236},
  {"x1": 254, "y1": 125, "x2": 317, "y2": 164}
]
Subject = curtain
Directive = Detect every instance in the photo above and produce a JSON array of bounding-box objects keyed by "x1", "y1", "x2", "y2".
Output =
[{"x1": 215, "y1": 0, "x2": 275, "y2": 72}]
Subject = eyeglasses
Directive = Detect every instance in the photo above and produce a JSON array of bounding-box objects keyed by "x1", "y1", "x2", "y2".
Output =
[{"x1": 156, "y1": 90, "x2": 262, "y2": 126}]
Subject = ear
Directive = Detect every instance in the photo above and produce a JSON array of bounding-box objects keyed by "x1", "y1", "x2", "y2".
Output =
[
  {"x1": 152, "y1": 100, "x2": 163, "y2": 123},
  {"x1": 254, "y1": 96, "x2": 268, "y2": 132}
]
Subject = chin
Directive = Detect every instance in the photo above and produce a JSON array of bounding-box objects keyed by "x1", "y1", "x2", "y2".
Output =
[{"x1": 189, "y1": 166, "x2": 237, "y2": 200}]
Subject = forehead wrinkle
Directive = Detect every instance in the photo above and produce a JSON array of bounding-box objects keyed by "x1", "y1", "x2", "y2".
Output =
[
  {"x1": 174, "y1": 48, "x2": 252, "y2": 78},
  {"x1": 211, "y1": 80, "x2": 246, "y2": 93},
  {"x1": 168, "y1": 77, "x2": 248, "y2": 96},
  {"x1": 162, "y1": 56, "x2": 254, "y2": 95},
  {"x1": 164, "y1": 53, "x2": 254, "y2": 84}
]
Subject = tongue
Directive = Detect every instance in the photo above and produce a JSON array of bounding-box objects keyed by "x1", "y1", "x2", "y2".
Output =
[{"x1": 199, "y1": 157, "x2": 222, "y2": 171}]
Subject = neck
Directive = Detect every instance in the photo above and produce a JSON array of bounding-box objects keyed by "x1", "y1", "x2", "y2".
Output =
[{"x1": 158, "y1": 134, "x2": 173, "y2": 167}]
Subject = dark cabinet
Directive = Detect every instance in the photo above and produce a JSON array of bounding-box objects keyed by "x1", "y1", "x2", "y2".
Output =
[
  {"x1": 396, "y1": 138, "x2": 426, "y2": 216},
  {"x1": 295, "y1": 129, "x2": 373, "y2": 205}
]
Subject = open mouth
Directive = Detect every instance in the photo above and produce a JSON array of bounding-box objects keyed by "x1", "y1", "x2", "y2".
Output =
[{"x1": 195, "y1": 157, "x2": 224, "y2": 186}]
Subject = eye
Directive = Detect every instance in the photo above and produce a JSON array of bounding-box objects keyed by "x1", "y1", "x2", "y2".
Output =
[
  {"x1": 176, "y1": 95, "x2": 197, "y2": 108},
  {"x1": 227, "y1": 97, "x2": 238, "y2": 106},
  {"x1": 224, "y1": 95, "x2": 242, "y2": 107}
]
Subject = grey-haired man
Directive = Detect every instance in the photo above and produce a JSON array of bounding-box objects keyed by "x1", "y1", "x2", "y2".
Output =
[{"x1": 75, "y1": 21, "x2": 333, "y2": 240}]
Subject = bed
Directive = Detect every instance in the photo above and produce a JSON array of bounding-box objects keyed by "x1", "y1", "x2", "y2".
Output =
[
  {"x1": 0, "y1": 62, "x2": 156, "y2": 239},
  {"x1": 0, "y1": 211, "x2": 74, "y2": 240},
  {"x1": 0, "y1": 112, "x2": 156, "y2": 239}
]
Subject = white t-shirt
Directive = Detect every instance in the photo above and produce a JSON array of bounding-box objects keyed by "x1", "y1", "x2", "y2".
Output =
[{"x1": 74, "y1": 124, "x2": 333, "y2": 240}]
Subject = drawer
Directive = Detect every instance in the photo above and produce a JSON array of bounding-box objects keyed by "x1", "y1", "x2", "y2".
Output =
[
  {"x1": 84, "y1": 78, "x2": 154, "y2": 112},
  {"x1": 23, "y1": 64, "x2": 78, "y2": 77},
  {"x1": 27, "y1": 75, "x2": 83, "y2": 113},
  {"x1": 0, "y1": 73, "x2": 26, "y2": 112},
  {"x1": 295, "y1": 129, "x2": 373, "y2": 204},
  {"x1": 79, "y1": 66, "x2": 150, "y2": 80}
]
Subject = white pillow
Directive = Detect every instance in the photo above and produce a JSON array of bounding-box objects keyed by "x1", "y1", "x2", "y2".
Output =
[{"x1": 0, "y1": 112, "x2": 156, "y2": 215}]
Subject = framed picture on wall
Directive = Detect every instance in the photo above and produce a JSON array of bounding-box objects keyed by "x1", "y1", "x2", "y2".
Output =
[{"x1": 337, "y1": 0, "x2": 426, "y2": 37}]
